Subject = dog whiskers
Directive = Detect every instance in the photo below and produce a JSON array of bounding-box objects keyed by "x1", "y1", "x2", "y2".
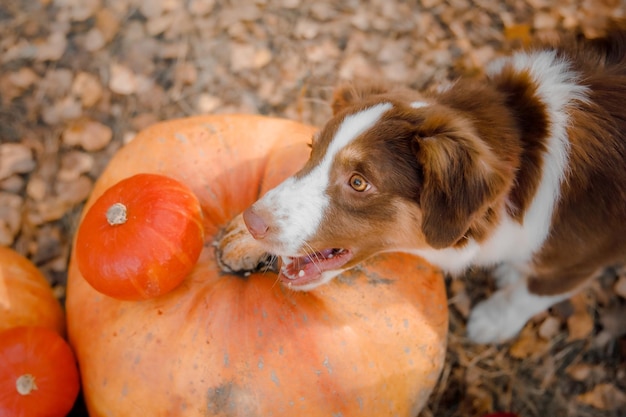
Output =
[{"x1": 302, "y1": 241, "x2": 324, "y2": 274}]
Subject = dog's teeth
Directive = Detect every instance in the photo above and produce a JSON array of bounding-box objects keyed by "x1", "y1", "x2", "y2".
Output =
[
  {"x1": 298, "y1": 270, "x2": 305, "y2": 277},
  {"x1": 327, "y1": 253, "x2": 334, "y2": 259}
]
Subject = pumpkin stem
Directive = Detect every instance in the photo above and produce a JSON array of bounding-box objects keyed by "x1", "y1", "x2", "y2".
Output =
[
  {"x1": 106, "y1": 202, "x2": 128, "y2": 226},
  {"x1": 16, "y1": 374, "x2": 38, "y2": 395}
]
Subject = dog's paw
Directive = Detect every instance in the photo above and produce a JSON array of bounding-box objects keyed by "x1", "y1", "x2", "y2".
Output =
[
  {"x1": 214, "y1": 213, "x2": 274, "y2": 274},
  {"x1": 466, "y1": 290, "x2": 528, "y2": 344}
]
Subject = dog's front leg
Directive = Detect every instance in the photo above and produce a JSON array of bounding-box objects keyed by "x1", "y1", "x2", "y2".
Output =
[{"x1": 466, "y1": 264, "x2": 572, "y2": 344}]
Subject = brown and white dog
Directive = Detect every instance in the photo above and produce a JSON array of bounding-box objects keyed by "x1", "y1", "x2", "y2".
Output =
[{"x1": 221, "y1": 29, "x2": 626, "y2": 343}]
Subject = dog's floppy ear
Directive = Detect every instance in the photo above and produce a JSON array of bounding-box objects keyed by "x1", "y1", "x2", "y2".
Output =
[
  {"x1": 414, "y1": 128, "x2": 509, "y2": 249},
  {"x1": 331, "y1": 82, "x2": 390, "y2": 115}
]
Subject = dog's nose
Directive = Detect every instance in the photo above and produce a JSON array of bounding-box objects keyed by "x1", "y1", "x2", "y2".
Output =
[{"x1": 243, "y1": 207, "x2": 268, "y2": 239}]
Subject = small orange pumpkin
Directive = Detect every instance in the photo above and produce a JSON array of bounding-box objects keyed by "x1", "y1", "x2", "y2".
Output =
[
  {"x1": 0, "y1": 246, "x2": 65, "y2": 335},
  {"x1": 66, "y1": 114, "x2": 448, "y2": 417},
  {"x1": 0, "y1": 326, "x2": 80, "y2": 417},
  {"x1": 75, "y1": 173, "x2": 204, "y2": 300}
]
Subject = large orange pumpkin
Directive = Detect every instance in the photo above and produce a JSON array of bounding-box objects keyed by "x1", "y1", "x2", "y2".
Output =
[
  {"x1": 66, "y1": 114, "x2": 448, "y2": 417},
  {"x1": 0, "y1": 246, "x2": 65, "y2": 335}
]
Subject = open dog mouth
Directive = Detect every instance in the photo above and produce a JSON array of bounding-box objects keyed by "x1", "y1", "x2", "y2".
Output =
[{"x1": 279, "y1": 248, "x2": 353, "y2": 287}]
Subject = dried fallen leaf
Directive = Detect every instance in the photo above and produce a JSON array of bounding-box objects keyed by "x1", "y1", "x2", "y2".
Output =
[
  {"x1": 0, "y1": 144, "x2": 36, "y2": 180},
  {"x1": 466, "y1": 384, "x2": 494, "y2": 416},
  {"x1": 36, "y1": 31, "x2": 68, "y2": 61},
  {"x1": 72, "y1": 72, "x2": 103, "y2": 108},
  {"x1": 504, "y1": 23, "x2": 532, "y2": 45},
  {"x1": 576, "y1": 383, "x2": 626, "y2": 410},
  {"x1": 62, "y1": 119, "x2": 113, "y2": 151},
  {"x1": 58, "y1": 151, "x2": 94, "y2": 182},
  {"x1": 566, "y1": 293, "x2": 595, "y2": 342},
  {"x1": 449, "y1": 279, "x2": 471, "y2": 318},
  {"x1": 599, "y1": 305, "x2": 626, "y2": 339},
  {"x1": 537, "y1": 315, "x2": 561, "y2": 340},
  {"x1": 8, "y1": 67, "x2": 39, "y2": 90},
  {"x1": 95, "y1": 8, "x2": 120, "y2": 43},
  {"x1": 0, "y1": 192, "x2": 23, "y2": 245},
  {"x1": 565, "y1": 363, "x2": 593, "y2": 381},
  {"x1": 109, "y1": 64, "x2": 137, "y2": 95},
  {"x1": 509, "y1": 325, "x2": 549, "y2": 359},
  {"x1": 615, "y1": 275, "x2": 626, "y2": 299},
  {"x1": 54, "y1": 176, "x2": 93, "y2": 206},
  {"x1": 197, "y1": 94, "x2": 223, "y2": 113},
  {"x1": 84, "y1": 28, "x2": 106, "y2": 52}
]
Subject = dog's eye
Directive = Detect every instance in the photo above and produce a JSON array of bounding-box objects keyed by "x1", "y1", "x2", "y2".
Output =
[{"x1": 349, "y1": 174, "x2": 370, "y2": 192}]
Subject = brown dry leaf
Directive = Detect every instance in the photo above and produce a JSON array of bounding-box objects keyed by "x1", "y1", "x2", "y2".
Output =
[
  {"x1": 509, "y1": 324, "x2": 549, "y2": 359},
  {"x1": 8, "y1": 67, "x2": 39, "y2": 90},
  {"x1": 84, "y1": 28, "x2": 106, "y2": 52},
  {"x1": 197, "y1": 94, "x2": 223, "y2": 114},
  {"x1": 465, "y1": 384, "x2": 494, "y2": 416},
  {"x1": 62, "y1": 119, "x2": 113, "y2": 151},
  {"x1": 0, "y1": 144, "x2": 36, "y2": 180},
  {"x1": 565, "y1": 363, "x2": 593, "y2": 381},
  {"x1": 57, "y1": 151, "x2": 94, "y2": 181},
  {"x1": 27, "y1": 198, "x2": 69, "y2": 225},
  {"x1": 449, "y1": 279, "x2": 471, "y2": 318},
  {"x1": 54, "y1": 176, "x2": 93, "y2": 206},
  {"x1": 537, "y1": 315, "x2": 561, "y2": 340},
  {"x1": 61, "y1": 0, "x2": 100, "y2": 22},
  {"x1": 565, "y1": 362, "x2": 608, "y2": 385},
  {"x1": 0, "y1": 192, "x2": 23, "y2": 246},
  {"x1": 230, "y1": 44, "x2": 273, "y2": 72},
  {"x1": 576, "y1": 383, "x2": 626, "y2": 410},
  {"x1": 504, "y1": 23, "x2": 532, "y2": 45},
  {"x1": 26, "y1": 176, "x2": 48, "y2": 201},
  {"x1": 599, "y1": 305, "x2": 626, "y2": 339},
  {"x1": 615, "y1": 275, "x2": 626, "y2": 299},
  {"x1": 253, "y1": 48, "x2": 273, "y2": 69},
  {"x1": 188, "y1": 0, "x2": 215, "y2": 15},
  {"x1": 109, "y1": 64, "x2": 137, "y2": 95},
  {"x1": 533, "y1": 12, "x2": 559, "y2": 31},
  {"x1": 566, "y1": 293, "x2": 594, "y2": 342},
  {"x1": 71, "y1": 72, "x2": 103, "y2": 108},
  {"x1": 36, "y1": 32, "x2": 68, "y2": 61},
  {"x1": 95, "y1": 8, "x2": 120, "y2": 43}
]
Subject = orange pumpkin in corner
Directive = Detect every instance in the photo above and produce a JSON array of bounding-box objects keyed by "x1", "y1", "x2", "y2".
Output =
[
  {"x1": 66, "y1": 114, "x2": 449, "y2": 417},
  {"x1": 0, "y1": 326, "x2": 80, "y2": 417},
  {"x1": 0, "y1": 247, "x2": 80, "y2": 417},
  {"x1": 0, "y1": 246, "x2": 65, "y2": 335}
]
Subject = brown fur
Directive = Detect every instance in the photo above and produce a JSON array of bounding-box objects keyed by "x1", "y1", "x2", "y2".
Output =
[{"x1": 309, "y1": 27, "x2": 626, "y2": 296}]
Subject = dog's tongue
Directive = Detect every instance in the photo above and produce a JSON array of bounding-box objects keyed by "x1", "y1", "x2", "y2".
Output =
[{"x1": 279, "y1": 249, "x2": 351, "y2": 287}]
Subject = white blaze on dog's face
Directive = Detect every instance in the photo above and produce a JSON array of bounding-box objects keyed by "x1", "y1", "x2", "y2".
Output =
[{"x1": 244, "y1": 102, "x2": 428, "y2": 290}]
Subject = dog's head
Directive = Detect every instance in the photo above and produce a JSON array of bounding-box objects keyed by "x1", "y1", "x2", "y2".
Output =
[{"x1": 244, "y1": 83, "x2": 513, "y2": 290}]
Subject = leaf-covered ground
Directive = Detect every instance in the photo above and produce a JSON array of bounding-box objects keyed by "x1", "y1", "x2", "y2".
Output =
[{"x1": 1, "y1": 1, "x2": 625, "y2": 416}]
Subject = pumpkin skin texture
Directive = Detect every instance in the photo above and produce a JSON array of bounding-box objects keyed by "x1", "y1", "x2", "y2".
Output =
[
  {"x1": 75, "y1": 173, "x2": 204, "y2": 300},
  {"x1": 0, "y1": 246, "x2": 65, "y2": 335},
  {"x1": 0, "y1": 326, "x2": 80, "y2": 417},
  {"x1": 66, "y1": 114, "x2": 449, "y2": 417}
]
